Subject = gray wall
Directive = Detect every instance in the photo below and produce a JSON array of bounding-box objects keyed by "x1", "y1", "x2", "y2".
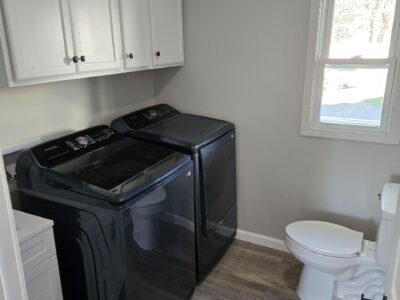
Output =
[
  {"x1": 0, "y1": 275, "x2": 3, "y2": 300},
  {"x1": 0, "y1": 71, "x2": 155, "y2": 147},
  {"x1": 155, "y1": 0, "x2": 400, "y2": 240},
  {"x1": 2, "y1": 0, "x2": 400, "y2": 242}
]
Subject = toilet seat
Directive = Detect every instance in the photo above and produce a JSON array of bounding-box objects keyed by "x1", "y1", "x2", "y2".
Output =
[{"x1": 286, "y1": 221, "x2": 364, "y2": 258}]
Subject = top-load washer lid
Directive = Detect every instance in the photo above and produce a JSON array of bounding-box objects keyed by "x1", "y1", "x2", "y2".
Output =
[
  {"x1": 286, "y1": 221, "x2": 364, "y2": 257},
  {"x1": 25, "y1": 125, "x2": 190, "y2": 203},
  {"x1": 110, "y1": 104, "x2": 235, "y2": 153}
]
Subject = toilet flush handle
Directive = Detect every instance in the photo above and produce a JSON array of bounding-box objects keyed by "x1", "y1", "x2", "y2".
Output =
[{"x1": 361, "y1": 294, "x2": 387, "y2": 300}]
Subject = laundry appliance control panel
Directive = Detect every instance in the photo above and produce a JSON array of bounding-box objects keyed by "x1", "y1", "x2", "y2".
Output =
[
  {"x1": 32, "y1": 126, "x2": 120, "y2": 168},
  {"x1": 122, "y1": 104, "x2": 180, "y2": 130}
]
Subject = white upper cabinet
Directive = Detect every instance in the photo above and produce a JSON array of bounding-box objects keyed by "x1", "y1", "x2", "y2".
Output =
[
  {"x1": 0, "y1": 0, "x2": 183, "y2": 86},
  {"x1": 150, "y1": 0, "x2": 184, "y2": 67},
  {"x1": 119, "y1": 0, "x2": 152, "y2": 70},
  {"x1": 69, "y1": 0, "x2": 122, "y2": 73},
  {"x1": 1, "y1": 0, "x2": 75, "y2": 81}
]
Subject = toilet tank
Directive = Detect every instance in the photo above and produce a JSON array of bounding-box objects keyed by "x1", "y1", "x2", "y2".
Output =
[{"x1": 376, "y1": 183, "x2": 400, "y2": 269}]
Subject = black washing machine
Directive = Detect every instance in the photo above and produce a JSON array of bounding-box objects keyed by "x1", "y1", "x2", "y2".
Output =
[
  {"x1": 15, "y1": 125, "x2": 196, "y2": 300},
  {"x1": 111, "y1": 104, "x2": 237, "y2": 281}
]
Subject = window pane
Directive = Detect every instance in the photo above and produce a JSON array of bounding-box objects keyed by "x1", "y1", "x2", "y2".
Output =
[
  {"x1": 320, "y1": 65, "x2": 389, "y2": 127},
  {"x1": 329, "y1": 0, "x2": 396, "y2": 58}
]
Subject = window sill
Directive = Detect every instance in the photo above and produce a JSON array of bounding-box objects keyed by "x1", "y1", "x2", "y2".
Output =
[{"x1": 300, "y1": 125, "x2": 400, "y2": 144}]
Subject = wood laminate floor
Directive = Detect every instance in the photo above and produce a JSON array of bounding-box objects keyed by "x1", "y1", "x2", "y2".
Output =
[{"x1": 192, "y1": 240, "x2": 302, "y2": 300}]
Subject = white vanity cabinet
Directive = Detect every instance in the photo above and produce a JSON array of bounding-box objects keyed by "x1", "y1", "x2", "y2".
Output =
[
  {"x1": 150, "y1": 0, "x2": 184, "y2": 67},
  {"x1": 14, "y1": 210, "x2": 63, "y2": 300}
]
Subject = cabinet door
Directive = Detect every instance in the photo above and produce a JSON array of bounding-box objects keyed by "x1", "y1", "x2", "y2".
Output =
[
  {"x1": 120, "y1": 0, "x2": 152, "y2": 70},
  {"x1": 150, "y1": 0, "x2": 184, "y2": 67},
  {"x1": 69, "y1": 0, "x2": 122, "y2": 73},
  {"x1": 1, "y1": 0, "x2": 76, "y2": 81}
]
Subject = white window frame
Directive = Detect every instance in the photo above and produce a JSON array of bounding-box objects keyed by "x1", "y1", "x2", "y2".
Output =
[{"x1": 301, "y1": 0, "x2": 400, "y2": 144}]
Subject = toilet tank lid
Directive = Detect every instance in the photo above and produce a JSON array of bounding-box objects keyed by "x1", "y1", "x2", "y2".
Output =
[{"x1": 286, "y1": 221, "x2": 364, "y2": 257}]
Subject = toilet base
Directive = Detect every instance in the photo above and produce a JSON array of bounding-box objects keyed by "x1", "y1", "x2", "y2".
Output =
[
  {"x1": 296, "y1": 264, "x2": 386, "y2": 300},
  {"x1": 297, "y1": 265, "x2": 336, "y2": 300},
  {"x1": 335, "y1": 265, "x2": 386, "y2": 300}
]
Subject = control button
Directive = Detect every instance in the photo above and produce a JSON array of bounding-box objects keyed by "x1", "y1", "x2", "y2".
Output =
[
  {"x1": 147, "y1": 110, "x2": 159, "y2": 119},
  {"x1": 66, "y1": 141, "x2": 80, "y2": 151},
  {"x1": 75, "y1": 136, "x2": 89, "y2": 148}
]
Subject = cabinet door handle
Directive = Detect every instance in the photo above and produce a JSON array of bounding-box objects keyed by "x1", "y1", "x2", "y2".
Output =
[
  {"x1": 79, "y1": 55, "x2": 86, "y2": 62},
  {"x1": 128, "y1": 53, "x2": 134, "y2": 59},
  {"x1": 155, "y1": 51, "x2": 161, "y2": 57},
  {"x1": 69, "y1": 56, "x2": 79, "y2": 63}
]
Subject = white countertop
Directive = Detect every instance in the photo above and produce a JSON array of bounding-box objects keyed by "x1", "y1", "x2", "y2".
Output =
[{"x1": 13, "y1": 210, "x2": 53, "y2": 244}]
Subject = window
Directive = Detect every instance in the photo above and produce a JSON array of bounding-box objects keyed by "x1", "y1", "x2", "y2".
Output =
[{"x1": 301, "y1": 0, "x2": 400, "y2": 144}]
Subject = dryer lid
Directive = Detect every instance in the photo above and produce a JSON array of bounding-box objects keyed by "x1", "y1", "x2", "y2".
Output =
[
  {"x1": 115, "y1": 104, "x2": 234, "y2": 153},
  {"x1": 138, "y1": 114, "x2": 233, "y2": 151},
  {"x1": 286, "y1": 221, "x2": 364, "y2": 257}
]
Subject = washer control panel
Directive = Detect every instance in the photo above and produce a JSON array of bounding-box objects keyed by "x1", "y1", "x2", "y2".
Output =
[
  {"x1": 122, "y1": 104, "x2": 180, "y2": 130},
  {"x1": 65, "y1": 128, "x2": 115, "y2": 151},
  {"x1": 32, "y1": 126, "x2": 120, "y2": 168}
]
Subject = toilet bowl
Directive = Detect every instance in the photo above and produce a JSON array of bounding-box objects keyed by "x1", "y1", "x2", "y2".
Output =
[{"x1": 285, "y1": 183, "x2": 400, "y2": 300}]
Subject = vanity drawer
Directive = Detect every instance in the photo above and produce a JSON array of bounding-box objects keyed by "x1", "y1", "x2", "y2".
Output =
[
  {"x1": 19, "y1": 228, "x2": 56, "y2": 274},
  {"x1": 25, "y1": 256, "x2": 63, "y2": 300}
]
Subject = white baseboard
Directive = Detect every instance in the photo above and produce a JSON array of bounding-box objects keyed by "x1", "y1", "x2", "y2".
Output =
[{"x1": 235, "y1": 229, "x2": 289, "y2": 253}]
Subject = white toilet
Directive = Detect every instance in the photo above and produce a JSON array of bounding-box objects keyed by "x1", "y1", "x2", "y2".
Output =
[{"x1": 285, "y1": 183, "x2": 400, "y2": 300}]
